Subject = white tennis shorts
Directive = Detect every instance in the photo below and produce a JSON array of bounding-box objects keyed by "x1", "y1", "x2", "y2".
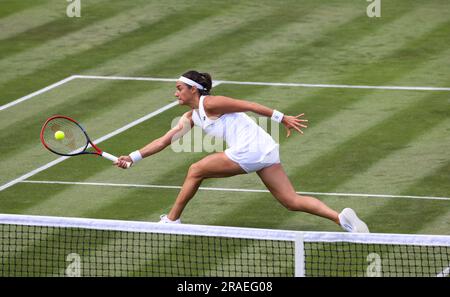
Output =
[{"x1": 225, "y1": 145, "x2": 281, "y2": 173}]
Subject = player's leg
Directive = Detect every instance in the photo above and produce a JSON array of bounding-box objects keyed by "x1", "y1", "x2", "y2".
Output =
[
  {"x1": 166, "y1": 152, "x2": 246, "y2": 221},
  {"x1": 257, "y1": 163, "x2": 369, "y2": 232},
  {"x1": 256, "y1": 163, "x2": 340, "y2": 224}
]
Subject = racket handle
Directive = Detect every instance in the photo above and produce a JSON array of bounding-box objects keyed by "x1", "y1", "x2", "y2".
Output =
[{"x1": 102, "y1": 152, "x2": 131, "y2": 168}]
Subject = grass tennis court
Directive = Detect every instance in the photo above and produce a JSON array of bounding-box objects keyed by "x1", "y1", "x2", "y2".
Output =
[{"x1": 0, "y1": 0, "x2": 449, "y2": 247}]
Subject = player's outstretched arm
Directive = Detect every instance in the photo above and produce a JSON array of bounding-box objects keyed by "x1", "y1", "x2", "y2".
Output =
[
  {"x1": 116, "y1": 111, "x2": 193, "y2": 169},
  {"x1": 204, "y1": 96, "x2": 308, "y2": 137}
]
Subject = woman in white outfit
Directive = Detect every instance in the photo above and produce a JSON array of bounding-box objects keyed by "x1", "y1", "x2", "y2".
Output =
[{"x1": 116, "y1": 70, "x2": 369, "y2": 233}]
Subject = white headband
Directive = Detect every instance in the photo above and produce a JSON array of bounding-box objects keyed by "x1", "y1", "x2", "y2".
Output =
[{"x1": 178, "y1": 76, "x2": 205, "y2": 90}]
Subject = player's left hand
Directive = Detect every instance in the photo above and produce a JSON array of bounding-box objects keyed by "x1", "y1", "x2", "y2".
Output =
[{"x1": 282, "y1": 113, "x2": 308, "y2": 138}]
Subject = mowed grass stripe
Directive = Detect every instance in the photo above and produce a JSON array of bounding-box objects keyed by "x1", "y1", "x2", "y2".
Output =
[
  {"x1": 283, "y1": 89, "x2": 450, "y2": 190},
  {"x1": 0, "y1": 1, "x2": 256, "y2": 104},
  {"x1": 0, "y1": 0, "x2": 197, "y2": 85},
  {"x1": 0, "y1": 0, "x2": 61, "y2": 39},
  {"x1": 334, "y1": 120, "x2": 450, "y2": 196},
  {"x1": 364, "y1": 169, "x2": 450, "y2": 235},
  {"x1": 0, "y1": 1, "x2": 239, "y2": 107},
  {"x1": 0, "y1": 78, "x2": 101, "y2": 129},
  {"x1": 217, "y1": 3, "x2": 416, "y2": 82},
  {"x1": 0, "y1": 0, "x2": 144, "y2": 58},
  {"x1": 359, "y1": 123, "x2": 450, "y2": 234},
  {"x1": 291, "y1": 3, "x2": 450, "y2": 86},
  {"x1": 130, "y1": 3, "x2": 386, "y2": 80},
  {"x1": 231, "y1": 4, "x2": 449, "y2": 86},
  {"x1": 413, "y1": 163, "x2": 450, "y2": 234},
  {"x1": 404, "y1": 162, "x2": 450, "y2": 202},
  {"x1": 0, "y1": 0, "x2": 48, "y2": 19},
  {"x1": 364, "y1": 189, "x2": 450, "y2": 234},
  {"x1": 81, "y1": 2, "x2": 303, "y2": 77},
  {"x1": 196, "y1": 5, "x2": 361, "y2": 78},
  {"x1": 200, "y1": 3, "x2": 441, "y2": 82}
]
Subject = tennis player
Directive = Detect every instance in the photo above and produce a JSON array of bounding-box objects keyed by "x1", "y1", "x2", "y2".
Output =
[{"x1": 116, "y1": 70, "x2": 369, "y2": 233}]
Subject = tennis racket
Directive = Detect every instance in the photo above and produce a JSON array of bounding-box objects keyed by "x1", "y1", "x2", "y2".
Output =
[{"x1": 40, "y1": 115, "x2": 131, "y2": 168}]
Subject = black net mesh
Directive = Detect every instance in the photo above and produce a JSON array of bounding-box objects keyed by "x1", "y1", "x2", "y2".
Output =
[
  {"x1": 304, "y1": 241, "x2": 449, "y2": 277},
  {"x1": 0, "y1": 224, "x2": 294, "y2": 277},
  {"x1": 0, "y1": 223, "x2": 448, "y2": 277}
]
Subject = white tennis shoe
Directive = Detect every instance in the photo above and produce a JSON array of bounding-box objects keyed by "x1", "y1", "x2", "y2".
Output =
[
  {"x1": 159, "y1": 214, "x2": 181, "y2": 224},
  {"x1": 338, "y1": 208, "x2": 369, "y2": 233}
]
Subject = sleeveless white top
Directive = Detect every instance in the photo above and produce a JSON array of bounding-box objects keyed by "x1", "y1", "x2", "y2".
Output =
[{"x1": 192, "y1": 96, "x2": 278, "y2": 164}]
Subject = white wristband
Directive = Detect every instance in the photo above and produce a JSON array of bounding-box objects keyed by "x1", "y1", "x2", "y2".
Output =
[
  {"x1": 271, "y1": 110, "x2": 284, "y2": 123},
  {"x1": 129, "y1": 150, "x2": 143, "y2": 164}
]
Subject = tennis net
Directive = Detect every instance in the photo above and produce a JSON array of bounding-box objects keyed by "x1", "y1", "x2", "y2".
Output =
[{"x1": 0, "y1": 214, "x2": 449, "y2": 277}]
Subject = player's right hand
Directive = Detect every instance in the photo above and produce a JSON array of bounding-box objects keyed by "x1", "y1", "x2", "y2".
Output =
[{"x1": 116, "y1": 155, "x2": 133, "y2": 169}]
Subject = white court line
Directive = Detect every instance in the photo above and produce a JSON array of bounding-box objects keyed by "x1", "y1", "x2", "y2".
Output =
[
  {"x1": 74, "y1": 74, "x2": 450, "y2": 91},
  {"x1": 19, "y1": 180, "x2": 450, "y2": 201},
  {"x1": 215, "y1": 80, "x2": 450, "y2": 91},
  {"x1": 0, "y1": 75, "x2": 76, "y2": 111},
  {"x1": 73, "y1": 74, "x2": 177, "y2": 83},
  {"x1": 437, "y1": 267, "x2": 450, "y2": 277},
  {"x1": 3, "y1": 74, "x2": 449, "y2": 111},
  {"x1": 0, "y1": 75, "x2": 219, "y2": 110}
]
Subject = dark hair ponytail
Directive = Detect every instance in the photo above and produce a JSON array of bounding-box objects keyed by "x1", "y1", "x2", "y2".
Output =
[{"x1": 181, "y1": 70, "x2": 212, "y2": 95}]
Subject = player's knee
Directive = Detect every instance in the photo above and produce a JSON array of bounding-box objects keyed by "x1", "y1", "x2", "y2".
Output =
[
  {"x1": 279, "y1": 197, "x2": 299, "y2": 211},
  {"x1": 280, "y1": 195, "x2": 311, "y2": 212},
  {"x1": 284, "y1": 202, "x2": 299, "y2": 211},
  {"x1": 187, "y1": 163, "x2": 204, "y2": 179}
]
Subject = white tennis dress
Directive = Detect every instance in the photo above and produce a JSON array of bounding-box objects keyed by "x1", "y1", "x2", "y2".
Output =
[{"x1": 192, "y1": 95, "x2": 280, "y2": 173}]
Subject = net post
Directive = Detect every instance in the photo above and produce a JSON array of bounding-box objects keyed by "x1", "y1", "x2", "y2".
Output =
[{"x1": 294, "y1": 232, "x2": 305, "y2": 277}]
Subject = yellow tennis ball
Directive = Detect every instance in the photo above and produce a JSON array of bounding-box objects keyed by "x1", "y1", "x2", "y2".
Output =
[{"x1": 54, "y1": 130, "x2": 65, "y2": 140}]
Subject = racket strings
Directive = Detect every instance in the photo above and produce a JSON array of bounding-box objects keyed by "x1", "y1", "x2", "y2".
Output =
[{"x1": 42, "y1": 118, "x2": 88, "y2": 155}]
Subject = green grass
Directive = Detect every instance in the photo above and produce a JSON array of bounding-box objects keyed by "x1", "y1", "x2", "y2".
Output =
[{"x1": 0, "y1": 0, "x2": 449, "y2": 276}]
